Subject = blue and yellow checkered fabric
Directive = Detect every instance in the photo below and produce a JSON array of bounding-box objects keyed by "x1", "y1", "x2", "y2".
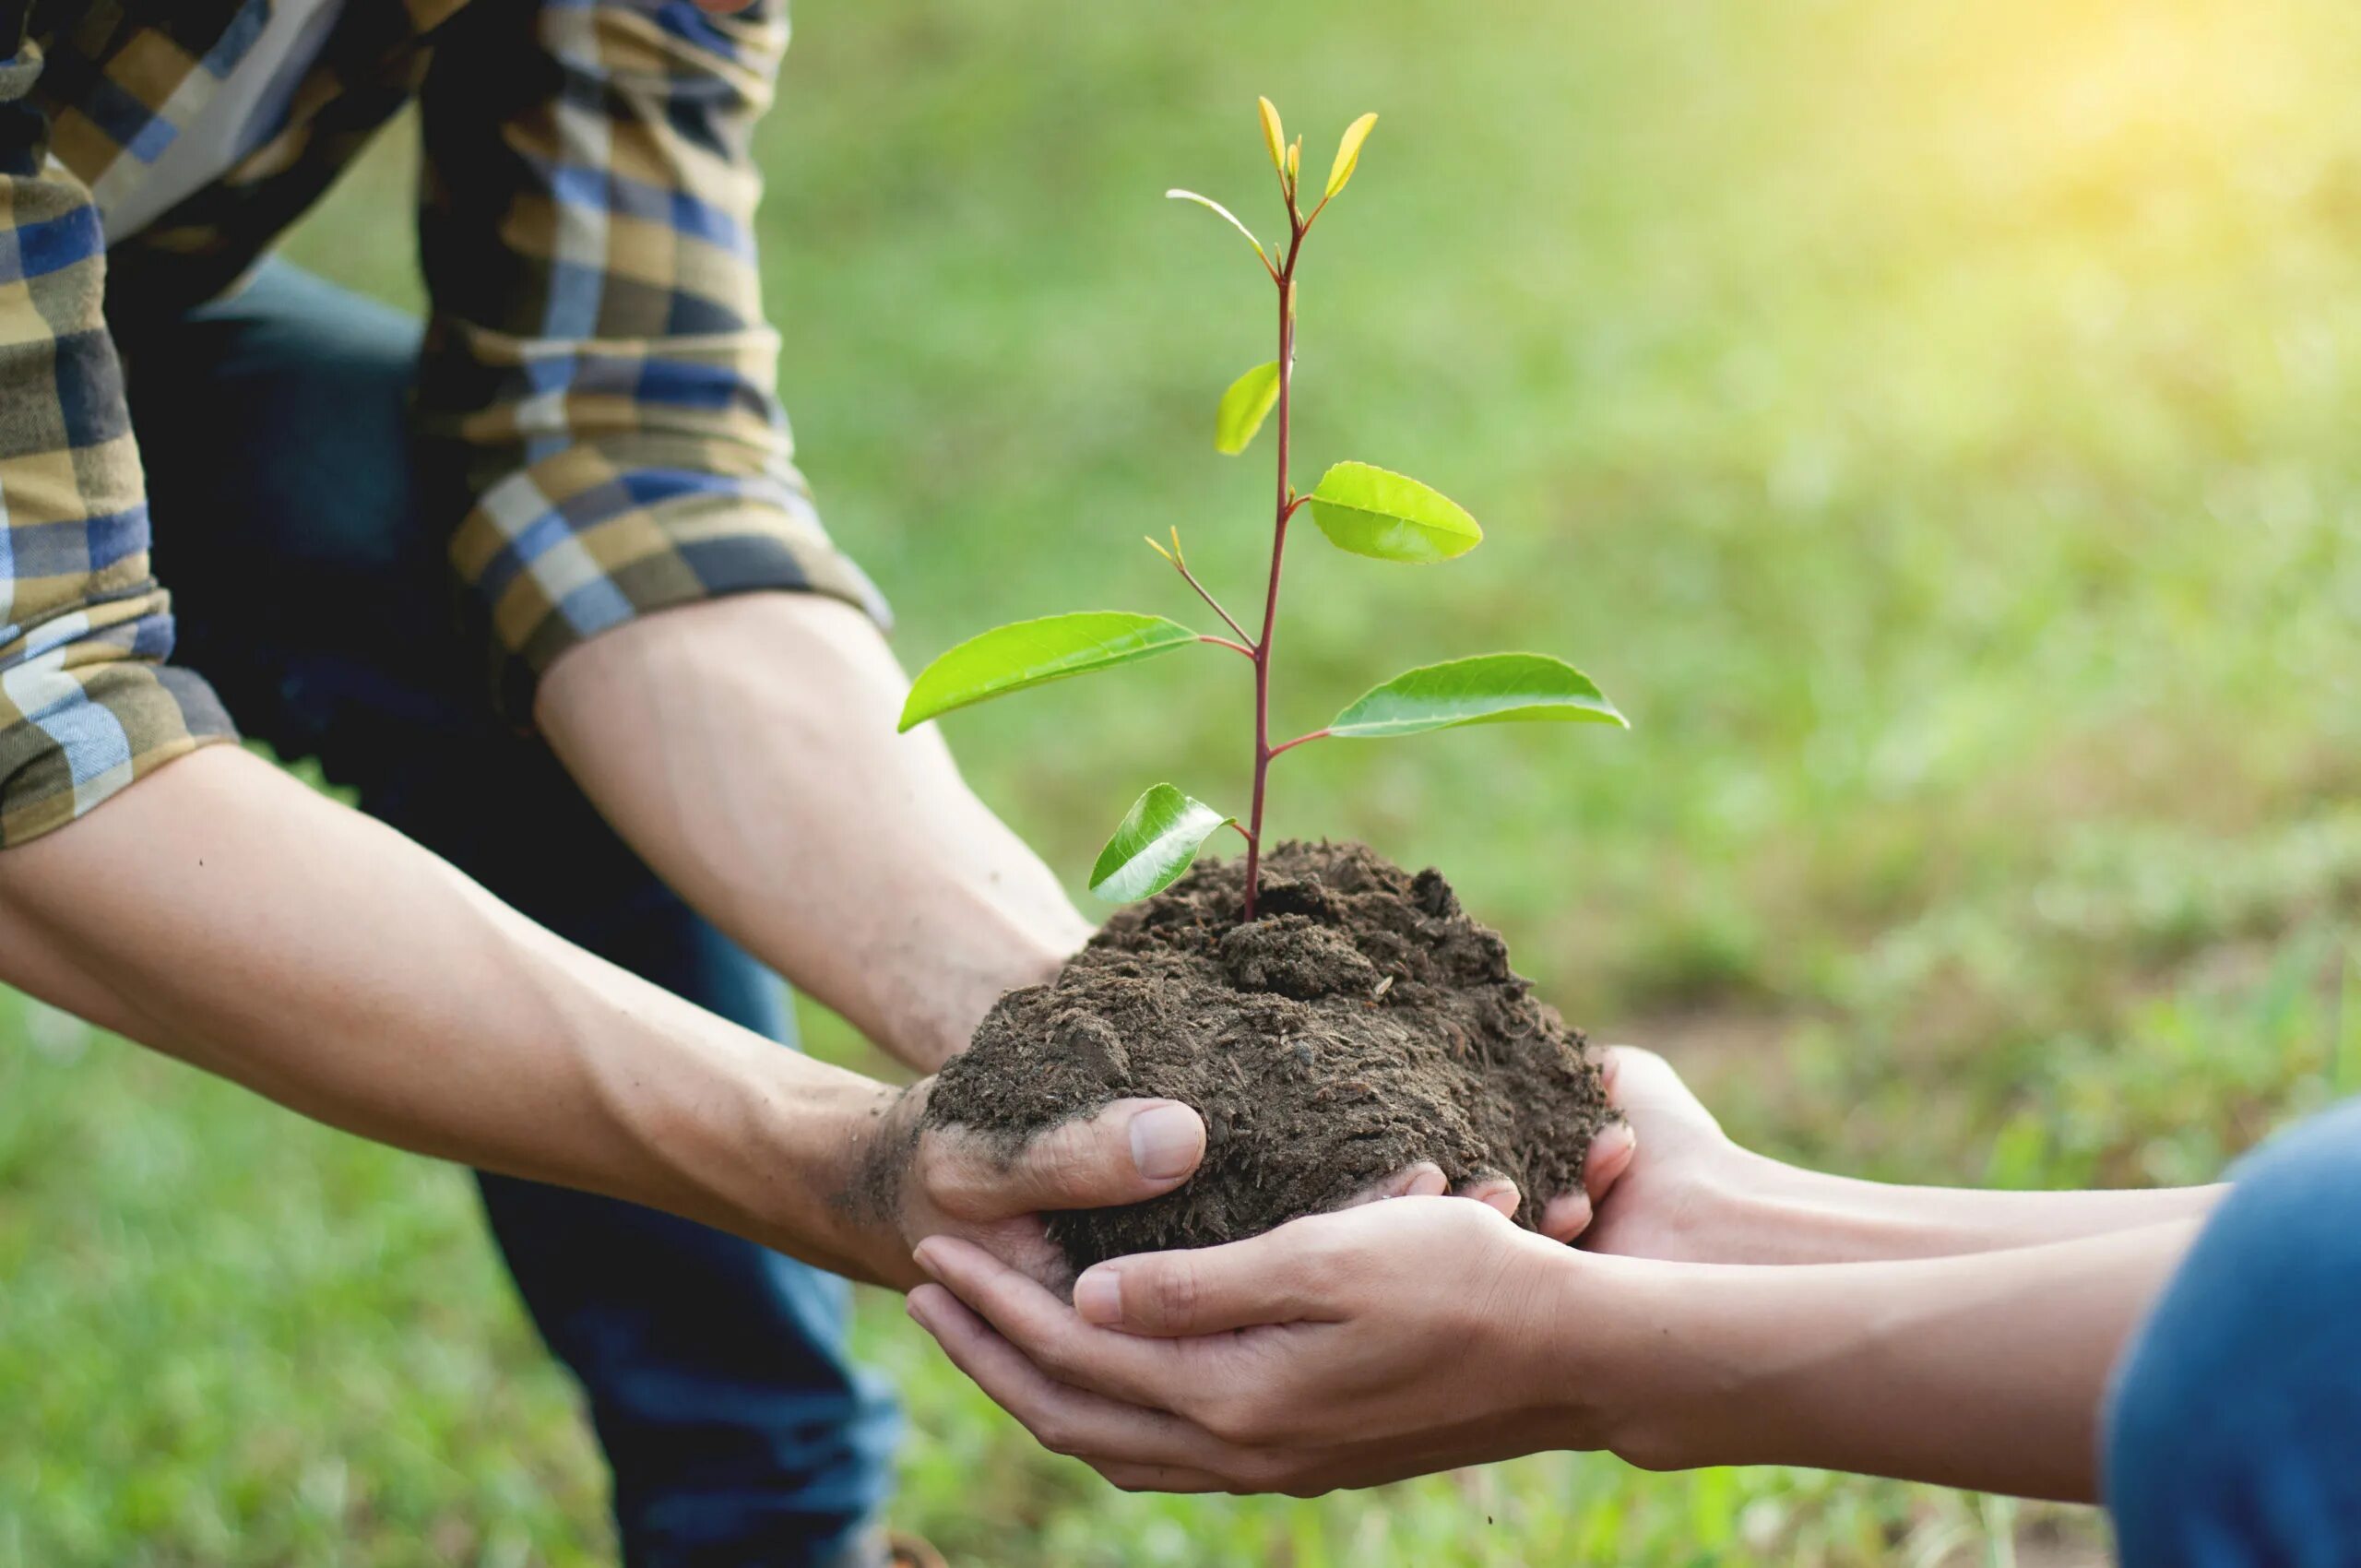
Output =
[{"x1": 0, "y1": 0, "x2": 884, "y2": 847}]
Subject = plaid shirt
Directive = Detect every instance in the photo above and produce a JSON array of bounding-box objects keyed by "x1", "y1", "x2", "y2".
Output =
[{"x1": 0, "y1": 0, "x2": 883, "y2": 848}]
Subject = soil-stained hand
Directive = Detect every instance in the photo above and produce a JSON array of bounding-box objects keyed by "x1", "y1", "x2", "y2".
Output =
[
  {"x1": 850, "y1": 1079, "x2": 1207, "y2": 1292},
  {"x1": 903, "y1": 1196, "x2": 1633, "y2": 1495}
]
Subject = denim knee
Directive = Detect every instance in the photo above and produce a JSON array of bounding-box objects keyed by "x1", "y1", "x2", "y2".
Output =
[{"x1": 2105, "y1": 1099, "x2": 2361, "y2": 1567}]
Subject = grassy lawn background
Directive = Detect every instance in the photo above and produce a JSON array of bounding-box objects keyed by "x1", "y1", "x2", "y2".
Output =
[{"x1": 6, "y1": 0, "x2": 2360, "y2": 1562}]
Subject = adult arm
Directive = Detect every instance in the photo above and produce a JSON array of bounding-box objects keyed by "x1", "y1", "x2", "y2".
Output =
[
  {"x1": 1582, "y1": 1047, "x2": 2224, "y2": 1264},
  {"x1": 0, "y1": 744, "x2": 1201, "y2": 1289},
  {"x1": 0, "y1": 2, "x2": 1189, "y2": 1283},
  {"x1": 1609, "y1": 1218, "x2": 2194, "y2": 1497},
  {"x1": 413, "y1": 3, "x2": 1090, "y2": 1069},
  {"x1": 904, "y1": 1195, "x2": 2196, "y2": 1501},
  {"x1": 538, "y1": 593, "x2": 1089, "y2": 1072}
]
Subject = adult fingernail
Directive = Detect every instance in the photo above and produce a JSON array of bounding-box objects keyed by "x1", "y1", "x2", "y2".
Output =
[
  {"x1": 1127, "y1": 1103, "x2": 1202, "y2": 1182},
  {"x1": 911, "y1": 1239, "x2": 944, "y2": 1281},
  {"x1": 1074, "y1": 1268, "x2": 1122, "y2": 1325},
  {"x1": 1544, "y1": 1192, "x2": 1592, "y2": 1241}
]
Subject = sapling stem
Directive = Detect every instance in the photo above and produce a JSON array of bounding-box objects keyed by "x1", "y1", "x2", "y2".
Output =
[
  {"x1": 1268, "y1": 729, "x2": 1331, "y2": 759},
  {"x1": 1157, "y1": 532, "x2": 1253, "y2": 644},
  {"x1": 1241, "y1": 209, "x2": 1310, "y2": 921}
]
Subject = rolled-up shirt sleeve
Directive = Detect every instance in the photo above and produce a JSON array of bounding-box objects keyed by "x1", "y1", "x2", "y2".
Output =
[
  {"x1": 414, "y1": 0, "x2": 886, "y2": 724},
  {"x1": 0, "y1": 35, "x2": 235, "y2": 849}
]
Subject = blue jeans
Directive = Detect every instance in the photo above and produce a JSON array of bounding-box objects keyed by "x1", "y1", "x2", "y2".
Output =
[
  {"x1": 119, "y1": 263, "x2": 899, "y2": 1567},
  {"x1": 2106, "y1": 1098, "x2": 2361, "y2": 1566}
]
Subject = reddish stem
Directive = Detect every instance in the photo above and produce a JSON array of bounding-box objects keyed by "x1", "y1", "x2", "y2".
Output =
[
  {"x1": 1242, "y1": 212, "x2": 1309, "y2": 921},
  {"x1": 1197, "y1": 634, "x2": 1255, "y2": 658},
  {"x1": 1173, "y1": 555, "x2": 1252, "y2": 645},
  {"x1": 1267, "y1": 728, "x2": 1331, "y2": 759}
]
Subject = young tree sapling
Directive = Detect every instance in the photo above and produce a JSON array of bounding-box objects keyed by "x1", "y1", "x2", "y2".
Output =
[{"x1": 898, "y1": 100, "x2": 1626, "y2": 921}]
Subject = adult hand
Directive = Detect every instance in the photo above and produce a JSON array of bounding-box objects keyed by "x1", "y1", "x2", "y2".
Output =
[
  {"x1": 904, "y1": 1196, "x2": 1642, "y2": 1495},
  {"x1": 1534, "y1": 1087, "x2": 1643, "y2": 1242},
  {"x1": 1581, "y1": 1046, "x2": 2227, "y2": 1266},
  {"x1": 1576, "y1": 1045, "x2": 1760, "y2": 1262},
  {"x1": 849, "y1": 1079, "x2": 1208, "y2": 1292},
  {"x1": 911, "y1": 1170, "x2": 2194, "y2": 1503},
  {"x1": 854, "y1": 1049, "x2": 1631, "y2": 1297},
  {"x1": 1440, "y1": 1058, "x2": 1643, "y2": 1242}
]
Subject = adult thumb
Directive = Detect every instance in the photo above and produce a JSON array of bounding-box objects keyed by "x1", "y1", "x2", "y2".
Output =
[{"x1": 954, "y1": 1098, "x2": 1205, "y2": 1219}]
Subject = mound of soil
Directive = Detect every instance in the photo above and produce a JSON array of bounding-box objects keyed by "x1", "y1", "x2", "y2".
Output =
[{"x1": 925, "y1": 840, "x2": 1613, "y2": 1271}]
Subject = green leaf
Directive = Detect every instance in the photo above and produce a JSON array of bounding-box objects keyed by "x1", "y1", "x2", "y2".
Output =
[
  {"x1": 1215, "y1": 361, "x2": 1282, "y2": 455},
  {"x1": 1327, "y1": 653, "x2": 1627, "y2": 738},
  {"x1": 1323, "y1": 112, "x2": 1378, "y2": 200},
  {"x1": 1089, "y1": 785, "x2": 1234, "y2": 902},
  {"x1": 1257, "y1": 97, "x2": 1287, "y2": 177},
  {"x1": 898, "y1": 612, "x2": 1198, "y2": 731},
  {"x1": 1306, "y1": 461, "x2": 1484, "y2": 563},
  {"x1": 1165, "y1": 189, "x2": 1266, "y2": 265}
]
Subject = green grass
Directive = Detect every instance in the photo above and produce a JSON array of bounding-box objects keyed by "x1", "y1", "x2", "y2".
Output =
[{"x1": 7, "y1": 0, "x2": 2361, "y2": 1561}]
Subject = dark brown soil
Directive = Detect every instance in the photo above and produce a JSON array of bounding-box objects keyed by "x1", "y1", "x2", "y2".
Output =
[{"x1": 925, "y1": 840, "x2": 1614, "y2": 1272}]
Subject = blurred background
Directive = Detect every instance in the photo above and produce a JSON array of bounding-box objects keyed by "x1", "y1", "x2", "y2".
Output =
[{"x1": 6, "y1": 0, "x2": 2360, "y2": 1562}]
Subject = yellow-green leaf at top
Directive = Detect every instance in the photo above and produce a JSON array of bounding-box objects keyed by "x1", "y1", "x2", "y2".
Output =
[
  {"x1": 1324, "y1": 113, "x2": 1378, "y2": 200},
  {"x1": 1258, "y1": 97, "x2": 1287, "y2": 177},
  {"x1": 1327, "y1": 653, "x2": 1626, "y2": 738},
  {"x1": 897, "y1": 612, "x2": 1198, "y2": 731},
  {"x1": 1215, "y1": 361, "x2": 1282, "y2": 455},
  {"x1": 1089, "y1": 785, "x2": 1234, "y2": 902},
  {"x1": 1306, "y1": 460, "x2": 1483, "y2": 563}
]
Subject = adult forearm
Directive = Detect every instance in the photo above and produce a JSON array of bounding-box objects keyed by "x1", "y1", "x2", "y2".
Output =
[
  {"x1": 1589, "y1": 1050, "x2": 2224, "y2": 1271},
  {"x1": 1679, "y1": 1146, "x2": 2223, "y2": 1264},
  {"x1": 0, "y1": 746, "x2": 896, "y2": 1281},
  {"x1": 1603, "y1": 1219, "x2": 2201, "y2": 1500},
  {"x1": 538, "y1": 594, "x2": 1091, "y2": 1072}
]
